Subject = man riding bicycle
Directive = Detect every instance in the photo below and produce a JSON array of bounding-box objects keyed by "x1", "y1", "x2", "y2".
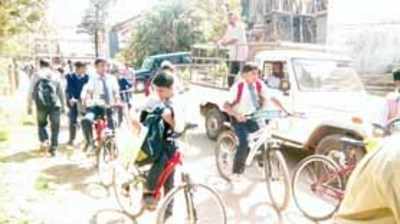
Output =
[
  {"x1": 223, "y1": 63, "x2": 287, "y2": 181},
  {"x1": 81, "y1": 58, "x2": 121, "y2": 154},
  {"x1": 130, "y1": 71, "x2": 185, "y2": 210}
]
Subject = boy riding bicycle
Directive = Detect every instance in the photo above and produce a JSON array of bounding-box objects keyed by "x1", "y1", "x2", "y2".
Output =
[
  {"x1": 81, "y1": 58, "x2": 121, "y2": 154},
  {"x1": 223, "y1": 63, "x2": 287, "y2": 181},
  {"x1": 130, "y1": 71, "x2": 185, "y2": 210}
]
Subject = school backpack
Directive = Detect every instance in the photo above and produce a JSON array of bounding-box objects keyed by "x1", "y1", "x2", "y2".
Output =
[
  {"x1": 33, "y1": 78, "x2": 58, "y2": 109},
  {"x1": 232, "y1": 80, "x2": 263, "y2": 106}
]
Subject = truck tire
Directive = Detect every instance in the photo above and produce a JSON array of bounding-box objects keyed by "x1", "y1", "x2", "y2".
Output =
[
  {"x1": 315, "y1": 134, "x2": 365, "y2": 164},
  {"x1": 205, "y1": 108, "x2": 225, "y2": 140}
]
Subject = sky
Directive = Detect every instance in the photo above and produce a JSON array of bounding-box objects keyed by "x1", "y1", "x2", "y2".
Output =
[{"x1": 46, "y1": 0, "x2": 156, "y2": 56}]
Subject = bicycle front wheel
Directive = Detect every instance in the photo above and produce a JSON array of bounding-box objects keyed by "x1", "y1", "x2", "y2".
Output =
[
  {"x1": 156, "y1": 183, "x2": 227, "y2": 224},
  {"x1": 292, "y1": 155, "x2": 344, "y2": 221},
  {"x1": 112, "y1": 162, "x2": 145, "y2": 218},
  {"x1": 264, "y1": 149, "x2": 290, "y2": 211},
  {"x1": 215, "y1": 130, "x2": 237, "y2": 182},
  {"x1": 97, "y1": 138, "x2": 118, "y2": 186}
]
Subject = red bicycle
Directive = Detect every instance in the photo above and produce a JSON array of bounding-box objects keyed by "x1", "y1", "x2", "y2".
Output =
[
  {"x1": 112, "y1": 125, "x2": 227, "y2": 223},
  {"x1": 291, "y1": 118, "x2": 400, "y2": 221},
  {"x1": 92, "y1": 105, "x2": 121, "y2": 186}
]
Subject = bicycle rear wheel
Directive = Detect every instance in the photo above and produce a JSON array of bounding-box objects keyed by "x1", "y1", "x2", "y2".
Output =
[
  {"x1": 264, "y1": 149, "x2": 290, "y2": 211},
  {"x1": 156, "y1": 183, "x2": 227, "y2": 224},
  {"x1": 292, "y1": 155, "x2": 344, "y2": 221},
  {"x1": 97, "y1": 138, "x2": 118, "y2": 186},
  {"x1": 112, "y1": 162, "x2": 145, "y2": 218}
]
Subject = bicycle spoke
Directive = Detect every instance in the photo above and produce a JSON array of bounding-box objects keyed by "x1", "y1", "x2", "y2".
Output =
[
  {"x1": 292, "y1": 156, "x2": 343, "y2": 221},
  {"x1": 159, "y1": 185, "x2": 226, "y2": 224}
]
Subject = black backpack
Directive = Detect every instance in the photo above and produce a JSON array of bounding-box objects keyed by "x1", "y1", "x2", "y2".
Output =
[{"x1": 33, "y1": 78, "x2": 58, "y2": 109}]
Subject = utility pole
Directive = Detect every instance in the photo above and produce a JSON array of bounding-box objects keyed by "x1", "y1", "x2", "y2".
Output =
[
  {"x1": 94, "y1": 3, "x2": 100, "y2": 57},
  {"x1": 92, "y1": 0, "x2": 113, "y2": 58}
]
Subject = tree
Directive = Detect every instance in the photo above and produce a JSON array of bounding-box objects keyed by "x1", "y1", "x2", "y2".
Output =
[
  {"x1": 120, "y1": 0, "x2": 241, "y2": 66},
  {"x1": 0, "y1": 0, "x2": 47, "y2": 51},
  {"x1": 122, "y1": 0, "x2": 204, "y2": 66},
  {"x1": 78, "y1": 0, "x2": 115, "y2": 57}
]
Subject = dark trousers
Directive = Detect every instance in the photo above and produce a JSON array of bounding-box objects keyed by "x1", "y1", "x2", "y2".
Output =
[
  {"x1": 232, "y1": 119, "x2": 259, "y2": 174},
  {"x1": 146, "y1": 151, "x2": 175, "y2": 194},
  {"x1": 68, "y1": 104, "x2": 79, "y2": 143},
  {"x1": 81, "y1": 106, "x2": 114, "y2": 146},
  {"x1": 36, "y1": 107, "x2": 61, "y2": 151},
  {"x1": 228, "y1": 61, "x2": 244, "y2": 87}
]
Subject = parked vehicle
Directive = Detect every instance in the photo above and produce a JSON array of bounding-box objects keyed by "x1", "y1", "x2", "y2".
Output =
[
  {"x1": 200, "y1": 49, "x2": 385, "y2": 161},
  {"x1": 134, "y1": 52, "x2": 192, "y2": 92}
]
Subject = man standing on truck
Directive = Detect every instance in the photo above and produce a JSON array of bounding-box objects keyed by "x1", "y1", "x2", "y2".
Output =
[
  {"x1": 223, "y1": 63, "x2": 287, "y2": 180},
  {"x1": 218, "y1": 13, "x2": 248, "y2": 88}
]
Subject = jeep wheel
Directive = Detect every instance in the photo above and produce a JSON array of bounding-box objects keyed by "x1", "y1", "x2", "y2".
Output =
[
  {"x1": 205, "y1": 108, "x2": 225, "y2": 140},
  {"x1": 315, "y1": 134, "x2": 365, "y2": 165}
]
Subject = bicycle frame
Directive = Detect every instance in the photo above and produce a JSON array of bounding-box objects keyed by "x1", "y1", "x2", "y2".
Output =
[
  {"x1": 312, "y1": 159, "x2": 356, "y2": 201},
  {"x1": 94, "y1": 118, "x2": 108, "y2": 143},
  {"x1": 152, "y1": 151, "x2": 183, "y2": 200},
  {"x1": 245, "y1": 123, "x2": 273, "y2": 166}
]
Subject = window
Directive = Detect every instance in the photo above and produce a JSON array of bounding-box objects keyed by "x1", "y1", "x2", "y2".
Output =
[
  {"x1": 292, "y1": 58, "x2": 364, "y2": 92},
  {"x1": 262, "y1": 61, "x2": 288, "y2": 89}
]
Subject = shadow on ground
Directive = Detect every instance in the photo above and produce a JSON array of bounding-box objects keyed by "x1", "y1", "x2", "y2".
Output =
[
  {"x1": 40, "y1": 163, "x2": 111, "y2": 199},
  {"x1": 90, "y1": 209, "x2": 136, "y2": 224},
  {"x1": 0, "y1": 149, "x2": 43, "y2": 163}
]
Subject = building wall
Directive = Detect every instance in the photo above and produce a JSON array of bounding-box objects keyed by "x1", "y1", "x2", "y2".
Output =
[{"x1": 327, "y1": 0, "x2": 400, "y2": 73}]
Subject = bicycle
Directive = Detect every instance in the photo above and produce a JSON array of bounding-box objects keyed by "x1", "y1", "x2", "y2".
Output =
[
  {"x1": 291, "y1": 118, "x2": 400, "y2": 221},
  {"x1": 215, "y1": 110, "x2": 293, "y2": 211},
  {"x1": 91, "y1": 105, "x2": 122, "y2": 186},
  {"x1": 112, "y1": 124, "x2": 227, "y2": 223}
]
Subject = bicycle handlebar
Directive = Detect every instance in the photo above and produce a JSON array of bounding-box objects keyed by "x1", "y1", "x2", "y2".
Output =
[{"x1": 245, "y1": 110, "x2": 305, "y2": 120}]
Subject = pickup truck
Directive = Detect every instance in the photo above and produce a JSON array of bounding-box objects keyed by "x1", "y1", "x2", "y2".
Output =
[
  {"x1": 200, "y1": 49, "x2": 385, "y2": 157},
  {"x1": 134, "y1": 52, "x2": 192, "y2": 92}
]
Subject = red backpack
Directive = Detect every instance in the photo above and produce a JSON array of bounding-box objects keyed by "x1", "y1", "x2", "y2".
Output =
[{"x1": 232, "y1": 80, "x2": 262, "y2": 106}]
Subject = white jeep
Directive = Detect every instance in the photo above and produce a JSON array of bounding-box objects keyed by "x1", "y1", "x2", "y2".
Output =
[{"x1": 200, "y1": 49, "x2": 384, "y2": 156}]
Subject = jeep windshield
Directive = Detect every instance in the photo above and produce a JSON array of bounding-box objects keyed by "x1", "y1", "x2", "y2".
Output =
[
  {"x1": 141, "y1": 58, "x2": 154, "y2": 70},
  {"x1": 292, "y1": 59, "x2": 364, "y2": 92}
]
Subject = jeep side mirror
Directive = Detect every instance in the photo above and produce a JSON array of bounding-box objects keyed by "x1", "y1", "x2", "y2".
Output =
[{"x1": 280, "y1": 79, "x2": 290, "y2": 95}]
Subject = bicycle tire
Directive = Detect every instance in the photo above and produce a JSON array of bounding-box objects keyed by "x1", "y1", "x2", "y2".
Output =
[
  {"x1": 215, "y1": 130, "x2": 237, "y2": 182},
  {"x1": 264, "y1": 149, "x2": 290, "y2": 211},
  {"x1": 112, "y1": 162, "x2": 146, "y2": 218},
  {"x1": 156, "y1": 183, "x2": 227, "y2": 224},
  {"x1": 291, "y1": 155, "x2": 344, "y2": 221},
  {"x1": 97, "y1": 138, "x2": 117, "y2": 186}
]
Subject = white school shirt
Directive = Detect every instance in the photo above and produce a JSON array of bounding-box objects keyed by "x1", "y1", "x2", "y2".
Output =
[
  {"x1": 224, "y1": 23, "x2": 248, "y2": 62},
  {"x1": 84, "y1": 73, "x2": 119, "y2": 106},
  {"x1": 141, "y1": 95, "x2": 185, "y2": 133},
  {"x1": 228, "y1": 79, "x2": 269, "y2": 115}
]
